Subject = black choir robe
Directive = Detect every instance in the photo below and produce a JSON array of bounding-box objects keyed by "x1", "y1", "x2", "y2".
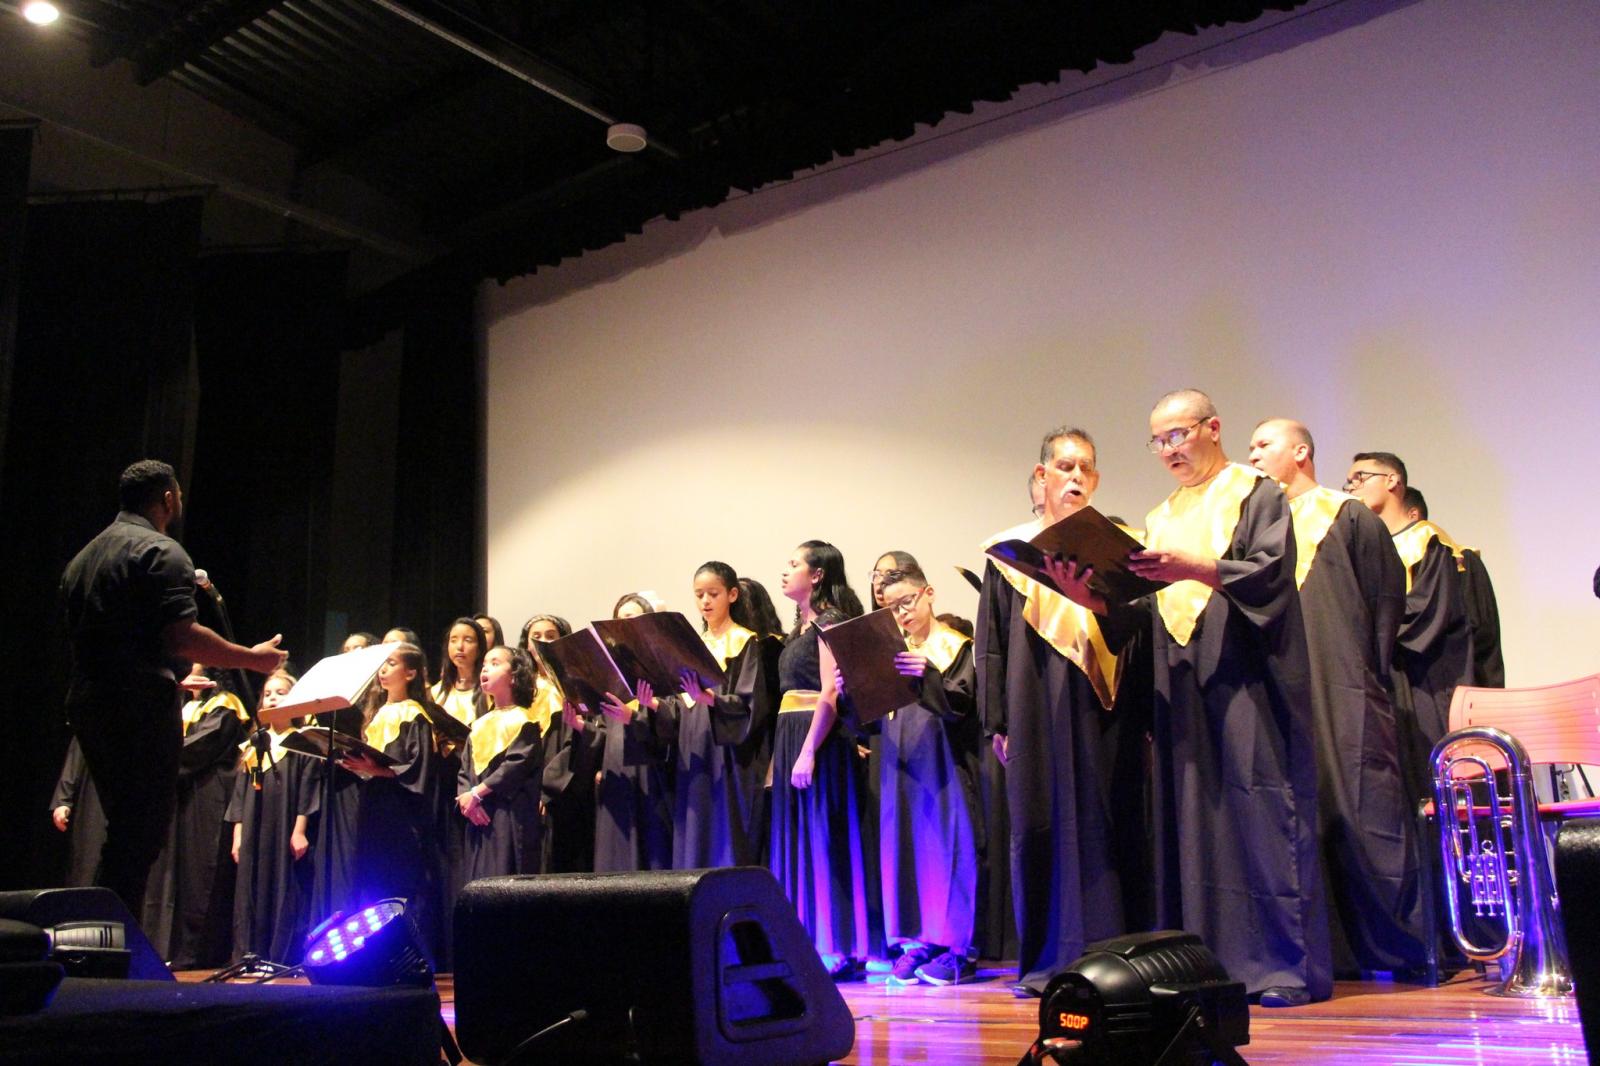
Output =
[
  {"x1": 1460, "y1": 549, "x2": 1505, "y2": 688},
  {"x1": 430, "y1": 683, "x2": 483, "y2": 969},
  {"x1": 1140, "y1": 464, "x2": 1330, "y2": 1000},
  {"x1": 356, "y1": 700, "x2": 448, "y2": 964},
  {"x1": 877, "y1": 622, "x2": 981, "y2": 954},
  {"x1": 50, "y1": 738, "x2": 107, "y2": 889},
  {"x1": 1390, "y1": 520, "x2": 1476, "y2": 802},
  {"x1": 458, "y1": 707, "x2": 544, "y2": 880},
  {"x1": 143, "y1": 691, "x2": 248, "y2": 968},
  {"x1": 1290, "y1": 486, "x2": 1427, "y2": 975},
  {"x1": 307, "y1": 709, "x2": 363, "y2": 927},
  {"x1": 593, "y1": 694, "x2": 677, "y2": 873},
  {"x1": 540, "y1": 675, "x2": 602, "y2": 873},
  {"x1": 227, "y1": 731, "x2": 320, "y2": 964},
  {"x1": 978, "y1": 518, "x2": 1147, "y2": 994},
  {"x1": 672, "y1": 626, "x2": 781, "y2": 869}
]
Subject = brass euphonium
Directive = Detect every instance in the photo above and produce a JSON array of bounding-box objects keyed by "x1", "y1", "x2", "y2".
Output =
[{"x1": 1431, "y1": 725, "x2": 1573, "y2": 997}]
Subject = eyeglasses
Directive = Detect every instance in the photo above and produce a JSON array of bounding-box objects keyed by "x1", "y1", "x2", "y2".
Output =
[
  {"x1": 1343, "y1": 470, "x2": 1391, "y2": 491},
  {"x1": 1147, "y1": 419, "x2": 1206, "y2": 454},
  {"x1": 885, "y1": 588, "x2": 926, "y2": 615}
]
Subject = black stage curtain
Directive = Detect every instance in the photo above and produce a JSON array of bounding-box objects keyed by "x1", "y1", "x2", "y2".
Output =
[{"x1": 0, "y1": 197, "x2": 204, "y2": 891}]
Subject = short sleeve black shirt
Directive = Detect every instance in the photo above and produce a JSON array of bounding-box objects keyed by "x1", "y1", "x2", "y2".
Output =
[{"x1": 61, "y1": 511, "x2": 198, "y2": 680}]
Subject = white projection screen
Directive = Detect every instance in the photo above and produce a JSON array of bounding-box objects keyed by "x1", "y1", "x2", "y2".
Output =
[{"x1": 484, "y1": 0, "x2": 1600, "y2": 686}]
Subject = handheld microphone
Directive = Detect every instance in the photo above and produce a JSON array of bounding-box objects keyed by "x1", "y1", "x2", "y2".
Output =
[{"x1": 194, "y1": 568, "x2": 224, "y2": 606}]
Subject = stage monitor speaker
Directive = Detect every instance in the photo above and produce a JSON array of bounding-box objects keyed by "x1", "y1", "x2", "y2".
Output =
[
  {"x1": 453, "y1": 867, "x2": 855, "y2": 1066},
  {"x1": 1554, "y1": 818, "x2": 1600, "y2": 1060},
  {"x1": 0, "y1": 888, "x2": 171, "y2": 981}
]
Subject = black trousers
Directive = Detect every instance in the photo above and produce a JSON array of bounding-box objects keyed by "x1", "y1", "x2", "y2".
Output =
[{"x1": 66, "y1": 673, "x2": 182, "y2": 918}]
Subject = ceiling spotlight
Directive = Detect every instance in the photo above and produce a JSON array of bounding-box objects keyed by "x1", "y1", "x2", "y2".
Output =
[
  {"x1": 606, "y1": 123, "x2": 648, "y2": 153},
  {"x1": 22, "y1": 1, "x2": 60, "y2": 25}
]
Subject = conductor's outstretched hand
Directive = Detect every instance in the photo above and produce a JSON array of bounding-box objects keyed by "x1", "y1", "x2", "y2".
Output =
[{"x1": 250, "y1": 634, "x2": 289, "y2": 674}]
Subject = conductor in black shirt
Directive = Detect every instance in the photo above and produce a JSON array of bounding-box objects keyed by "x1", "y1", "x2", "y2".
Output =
[{"x1": 60, "y1": 460, "x2": 288, "y2": 915}]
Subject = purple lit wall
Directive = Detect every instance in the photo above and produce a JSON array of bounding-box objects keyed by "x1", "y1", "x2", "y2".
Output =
[{"x1": 484, "y1": 0, "x2": 1600, "y2": 685}]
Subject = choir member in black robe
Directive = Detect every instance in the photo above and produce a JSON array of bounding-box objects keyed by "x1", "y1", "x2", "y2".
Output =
[
  {"x1": 228, "y1": 671, "x2": 319, "y2": 964},
  {"x1": 866, "y1": 567, "x2": 981, "y2": 985},
  {"x1": 593, "y1": 594, "x2": 676, "y2": 872},
  {"x1": 672, "y1": 562, "x2": 781, "y2": 870},
  {"x1": 1252, "y1": 420, "x2": 1427, "y2": 976},
  {"x1": 1111, "y1": 391, "x2": 1329, "y2": 1006},
  {"x1": 1345, "y1": 452, "x2": 1476, "y2": 801},
  {"x1": 1401, "y1": 488, "x2": 1506, "y2": 689},
  {"x1": 143, "y1": 668, "x2": 249, "y2": 968},
  {"x1": 339, "y1": 643, "x2": 449, "y2": 965},
  {"x1": 430, "y1": 617, "x2": 489, "y2": 967},
  {"x1": 977, "y1": 428, "x2": 1146, "y2": 995},
  {"x1": 770, "y1": 541, "x2": 873, "y2": 977},
  {"x1": 457, "y1": 647, "x2": 544, "y2": 879},
  {"x1": 522, "y1": 614, "x2": 597, "y2": 873},
  {"x1": 50, "y1": 738, "x2": 108, "y2": 888}
]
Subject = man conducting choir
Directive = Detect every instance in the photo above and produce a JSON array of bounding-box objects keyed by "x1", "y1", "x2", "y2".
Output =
[
  {"x1": 976, "y1": 427, "x2": 1147, "y2": 997},
  {"x1": 1250, "y1": 419, "x2": 1427, "y2": 978}
]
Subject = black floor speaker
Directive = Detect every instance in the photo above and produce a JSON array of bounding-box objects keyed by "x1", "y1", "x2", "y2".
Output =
[
  {"x1": 0, "y1": 888, "x2": 172, "y2": 981},
  {"x1": 453, "y1": 867, "x2": 855, "y2": 1066},
  {"x1": 1555, "y1": 818, "x2": 1600, "y2": 1063}
]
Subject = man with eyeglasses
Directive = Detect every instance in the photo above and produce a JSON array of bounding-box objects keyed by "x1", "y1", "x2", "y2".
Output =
[
  {"x1": 1249, "y1": 421, "x2": 1427, "y2": 980},
  {"x1": 1054, "y1": 389, "x2": 1328, "y2": 1007},
  {"x1": 1344, "y1": 451, "x2": 1484, "y2": 797},
  {"x1": 975, "y1": 426, "x2": 1150, "y2": 997}
]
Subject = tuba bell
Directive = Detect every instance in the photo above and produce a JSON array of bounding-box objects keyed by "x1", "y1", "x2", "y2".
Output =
[{"x1": 1431, "y1": 725, "x2": 1572, "y2": 997}]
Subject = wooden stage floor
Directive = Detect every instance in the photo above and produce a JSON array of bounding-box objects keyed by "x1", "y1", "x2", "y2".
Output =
[{"x1": 186, "y1": 965, "x2": 1589, "y2": 1064}]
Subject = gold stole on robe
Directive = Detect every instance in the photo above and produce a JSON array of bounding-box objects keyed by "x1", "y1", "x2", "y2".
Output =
[
  {"x1": 1392, "y1": 519, "x2": 1469, "y2": 593},
  {"x1": 982, "y1": 517, "x2": 1122, "y2": 711},
  {"x1": 469, "y1": 707, "x2": 535, "y2": 776},
  {"x1": 910, "y1": 620, "x2": 970, "y2": 672},
  {"x1": 430, "y1": 682, "x2": 479, "y2": 726},
  {"x1": 182, "y1": 690, "x2": 247, "y2": 734},
  {"x1": 366, "y1": 699, "x2": 425, "y2": 754},
  {"x1": 1144, "y1": 462, "x2": 1265, "y2": 647},
  {"x1": 702, "y1": 623, "x2": 756, "y2": 670},
  {"x1": 528, "y1": 676, "x2": 562, "y2": 736},
  {"x1": 1287, "y1": 485, "x2": 1354, "y2": 590}
]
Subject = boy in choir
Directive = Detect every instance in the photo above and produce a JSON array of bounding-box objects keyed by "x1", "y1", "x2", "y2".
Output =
[
  {"x1": 143, "y1": 665, "x2": 250, "y2": 969},
  {"x1": 673, "y1": 562, "x2": 782, "y2": 869},
  {"x1": 977, "y1": 427, "x2": 1147, "y2": 997},
  {"x1": 771, "y1": 541, "x2": 872, "y2": 980},
  {"x1": 865, "y1": 566, "x2": 981, "y2": 985},
  {"x1": 523, "y1": 613, "x2": 599, "y2": 873},
  {"x1": 228, "y1": 670, "x2": 319, "y2": 964},
  {"x1": 457, "y1": 646, "x2": 545, "y2": 879},
  {"x1": 593, "y1": 595, "x2": 674, "y2": 872},
  {"x1": 339, "y1": 643, "x2": 449, "y2": 964},
  {"x1": 1250, "y1": 419, "x2": 1427, "y2": 978},
  {"x1": 1056, "y1": 389, "x2": 1327, "y2": 1006}
]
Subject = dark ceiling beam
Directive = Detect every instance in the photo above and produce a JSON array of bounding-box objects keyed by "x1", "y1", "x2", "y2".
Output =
[
  {"x1": 87, "y1": 0, "x2": 285, "y2": 79},
  {"x1": 295, "y1": 67, "x2": 483, "y2": 171},
  {"x1": 363, "y1": 0, "x2": 682, "y2": 159}
]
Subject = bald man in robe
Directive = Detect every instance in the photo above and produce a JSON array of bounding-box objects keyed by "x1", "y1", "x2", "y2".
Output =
[{"x1": 1250, "y1": 419, "x2": 1427, "y2": 978}]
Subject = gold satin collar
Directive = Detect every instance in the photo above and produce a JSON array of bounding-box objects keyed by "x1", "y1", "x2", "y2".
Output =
[
  {"x1": 1287, "y1": 485, "x2": 1355, "y2": 590},
  {"x1": 365, "y1": 699, "x2": 425, "y2": 754},
  {"x1": 779, "y1": 690, "x2": 819, "y2": 714},
  {"x1": 469, "y1": 706, "x2": 535, "y2": 776},
  {"x1": 1145, "y1": 463, "x2": 1265, "y2": 647},
  {"x1": 527, "y1": 677, "x2": 561, "y2": 736},
  {"x1": 906, "y1": 620, "x2": 970, "y2": 674},
  {"x1": 982, "y1": 518, "x2": 1123, "y2": 710},
  {"x1": 702, "y1": 623, "x2": 756, "y2": 670},
  {"x1": 1392, "y1": 519, "x2": 1469, "y2": 592},
  {"x1": 239, "y1": 725, "x2": 299, "y2": 771},
  {"x1": 183, "y1": 690, "x2": 247, "y2": 734},
  {"x1": 431, "y1": 682, "x2": 480, "y2": 726}
]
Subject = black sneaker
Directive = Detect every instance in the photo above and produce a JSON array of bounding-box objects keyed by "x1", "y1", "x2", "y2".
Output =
[
  {"x1": 914, "y1": 951, "x2": 976, "y2": 986},
  {"x1": 888, "y1": 946, "x2": 932, "y2": 985},
  {"x1": 827, "y1": 956, "x2": 861, "y2": 982},
  {"x1": 1257, "y1": 986, "x2": 1310, "y2": 1008}
]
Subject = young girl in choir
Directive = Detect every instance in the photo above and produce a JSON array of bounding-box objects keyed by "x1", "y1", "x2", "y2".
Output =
[
  {"x1": 227, "y1": 670, "x2": 320, "y2": 964},
  {"x1": 339, "y1": 643, "x2": 449, "y2": 964},
  {"x1": 457, "y1": 646, "x2": 545, "y2": 878},
  {"x1": 523, "y1": 613, "x2": 599, "y2": 873},
  {"x1": 739, "y1": 578, "x2": 787, "y2": 642},
  {"x1": 144, "y1": 665, "x2": 250, "y2": 968},
  {"x1": 868, "y1": 551, "x2": 918, "y2": 609},
  {"x1": 593, "y1": 597, "x2": 673, "y2": 871},
  {"x1": 770, "y1": 540, "x2": 873, "y2": 979},
  {"x1": 673, "y1": 561, "x2": 782, "y2": 869},
  {"x1": 863, "y1": 566, "x2": 980, "y2": 985},
  {"x1": 474, "y1": 614, "x2": 505, "y2": 651},
  {"x1": 432, "y1": 617, "x2": 488, "y2": 726}
]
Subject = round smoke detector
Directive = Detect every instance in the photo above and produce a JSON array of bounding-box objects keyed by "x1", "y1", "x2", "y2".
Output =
[{"x1": 606, "y1": 123, "x2": 648, "y2": 153}]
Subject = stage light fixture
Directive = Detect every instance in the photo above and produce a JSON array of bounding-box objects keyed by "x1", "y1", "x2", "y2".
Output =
[
  {"x1": 1022, "y1": 931, "x2": 1251, "y2": 1066},
  {"x1": 22, "y1": 1, "x2": 60, "y2": 25},
  {"x1": 606, "y1": 123, "x2": 648, "y2": 152},
  {"x1": 302, "y1": 899, "x2": 432, "y2": 989}
]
